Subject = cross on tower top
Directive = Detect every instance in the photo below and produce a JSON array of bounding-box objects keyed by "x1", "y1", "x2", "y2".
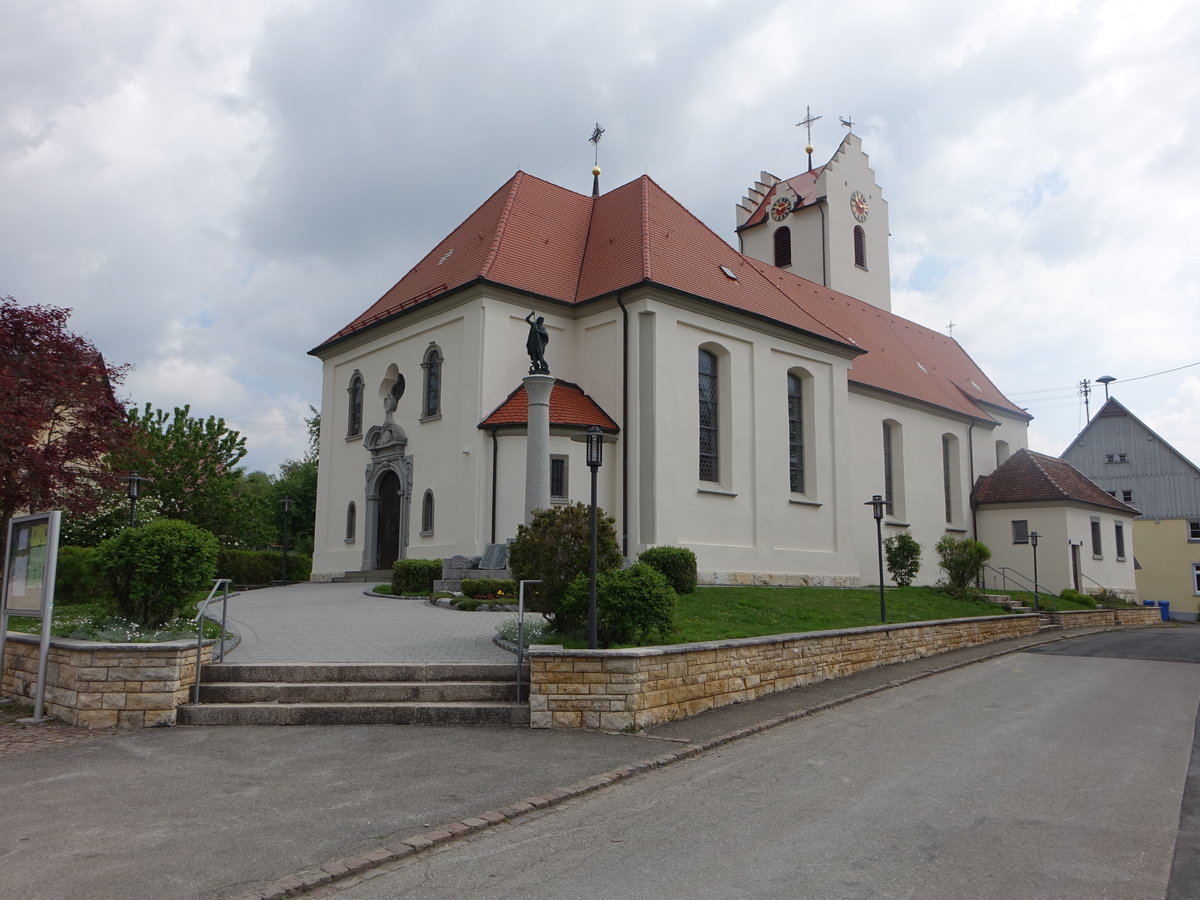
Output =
[{"x1": 795, "y1": 105, "x2": 822, "y2": 172}]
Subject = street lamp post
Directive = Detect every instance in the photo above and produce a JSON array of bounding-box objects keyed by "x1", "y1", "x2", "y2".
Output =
[
  {"x1": 125, "y1": 471, "x2": 152, "y2": 527},
  {"x1": 865, "y1": 495, "x2": 887, "y2": 623},
  {"x1": 1029, "y1": 531, "x2": 1041, "y2": 613},
  {"x1": 280, "y1": 497, "x2": 293, "y2": 582},
  {"x1": 585, "y1": 426, "x2": 603, "y2": 650}
]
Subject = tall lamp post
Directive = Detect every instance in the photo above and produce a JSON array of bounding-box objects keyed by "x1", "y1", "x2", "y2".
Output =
[
  {"x1": 125, "y1": 471, "x2": 153, "y2": 527},
  {"x1": 279, "y1": 497, "x2": 293, "y2": 582},
  {"x1": 1029, "y1": 531, "x2": 1041, "y2": 613},
  {"x1": 865, "y1": 494, "x2": 887, "y2": 623},
  {"x1": 571, "y1": 425, "x2": 611, "y2": 649}
]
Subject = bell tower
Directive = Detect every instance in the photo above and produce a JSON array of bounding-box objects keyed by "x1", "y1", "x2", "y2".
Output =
[{"x1": 736, "y1": 131, "x2": 891, "y2": 312}]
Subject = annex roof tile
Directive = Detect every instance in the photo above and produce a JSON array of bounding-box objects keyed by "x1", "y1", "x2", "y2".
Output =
[{"x1": 974, "y1": 448, "x2": 1138, "y2": 514}]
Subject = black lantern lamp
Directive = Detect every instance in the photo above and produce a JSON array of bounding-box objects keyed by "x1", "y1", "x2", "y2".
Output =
[
  {"x1": 572, "y1": 424, "x2": 616, "y2": 649},
  {"x1": 1029, "y1": 531, "x2": 1041, "y2": 613},
  {"x1": 125, "y1": 471, "x2": 153, "y2": 527},
  {"x1": 865, "y1": 494, "x2": 887, "y2": 623}
]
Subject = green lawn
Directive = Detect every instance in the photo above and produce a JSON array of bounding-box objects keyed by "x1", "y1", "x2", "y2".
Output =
[{"x1": 670, "y1": 585, "x2": 1011, "y2": 643}]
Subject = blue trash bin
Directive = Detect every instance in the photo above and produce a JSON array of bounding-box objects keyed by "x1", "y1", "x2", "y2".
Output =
[
  {"x1": 1157, "y1": 600, "x2": 1170, "y2": 622},
  {"x1": 1143, "y1": 599, "x2": 1156, "y2": 607}
]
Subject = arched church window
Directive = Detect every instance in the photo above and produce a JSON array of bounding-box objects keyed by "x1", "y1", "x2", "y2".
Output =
[
  {"x1": 347, "y1": 372, "x2": 364, "y2": 437},
  {"x1": 698, "y1": 349, "x2": 719, "y2": 482},
  {"x1": 421, "y1": 490, "x2": 435, "y2": 535},
  {"x1": 422, "y1": 345, "x2": 443, "y2": 418},
  {"x1": 345, "y1": 502, "x2": 356, "y2": 543},
  {"x1": 774, "y1": 226, "x2": 792, "y2": 268},
  {"x1": 853, "y1": 225, "x2": 866, "y2": 269},
  {"x1": 787, "y1": 372, "x2": 805, "y2": 494}
]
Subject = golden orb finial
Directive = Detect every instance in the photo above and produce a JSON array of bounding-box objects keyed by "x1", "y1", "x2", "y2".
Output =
[
  {"x1": 592, "y1": 165, "x2": 601, "y2": 176},
  {"x1": 806, "y1": 144, "x2": 814, "y2": 155}
]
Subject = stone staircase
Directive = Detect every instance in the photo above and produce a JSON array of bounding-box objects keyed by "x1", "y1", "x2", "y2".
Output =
[
  {"x1": 981, "y1": 593, "x2": 1061, "y2": 632},
  {"x1": 330, "y1": 569, "x2": 392, "y2": 584},
  {"x1": 178, "y1": 662, "x2": 529, "y2": 726}
]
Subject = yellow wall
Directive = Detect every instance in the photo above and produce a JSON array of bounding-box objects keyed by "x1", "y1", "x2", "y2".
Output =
[{"x1": 1133, "y1": 518, "x2": 1200, "y2": 620}]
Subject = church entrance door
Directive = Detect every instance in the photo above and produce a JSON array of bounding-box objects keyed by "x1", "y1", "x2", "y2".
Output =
[{"x1": 377, "y1": 470, "x2": 403, "y2": 569}]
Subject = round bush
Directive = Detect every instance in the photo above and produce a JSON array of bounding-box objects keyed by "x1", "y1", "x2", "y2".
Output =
[
  {"x1": 637, "y1": 546, "x2": 698, "y2": 594},
  {"x1": 561, "y1": 563, "x2": 677, "y2": 647},
  {"x1": 95, "y1": 519, "x2": 219, "y2": 627}
]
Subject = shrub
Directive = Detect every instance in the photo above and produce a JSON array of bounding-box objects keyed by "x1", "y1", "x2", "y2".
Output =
[
  {"x1": 217, "y1": 547, "x2": 311, "y2": 586},
  {"x1": 94, "y1": 519, "x2": 220, "y2": 627},
  {"x1": 637, "y1": 546, "x2": 698, "y2": 594},
  {"x1": 54, "y1": 546, "x2": 111, "y2": 606},
  {"x1": 935, "y1": 535, "x2": 991, "y2": 597},
  {"x1": 883, "y1": 533, "x2": 922, "y2": 587},
  {"x1": 392, "y1": 558, "x2": 442, "y2": 595},
  {"x1": 508, "y1": 502, "x2": 622, "y2": 630},
  {"x1": 560, "y1": 563, "x2": 677, "y2": 647},
  {"x1": 1059, "y1": 588, "x2": 1098, "y2": 609},
  {"x1": 460, "y1": 578, "x2": 516, "y2": 600}
]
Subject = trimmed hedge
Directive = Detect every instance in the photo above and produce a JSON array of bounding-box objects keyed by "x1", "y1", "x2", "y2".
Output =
[
  {"x1": 460, "y1": 578, "x2": 517, "y2": 600},
  {"x1": 392, "y1": 558, "x2": 443, "y2": 595},
  {"x1": 561, "y1": 563, "x2": 677, "y2": 647},
  {"x1": 217, "y1": 547, "x2": 311, "y2": 586},
  {"x1": 637, "y1": 546, "x2": 698, "y2": 594}
]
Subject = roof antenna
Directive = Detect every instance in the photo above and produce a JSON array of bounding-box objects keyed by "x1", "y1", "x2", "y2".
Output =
[
  {"x1": 589, "y1": 123, "x2": 605, "y2": 197},
  {"x1": 796, "y1": 105, "x2": 822, "y2": 173}
]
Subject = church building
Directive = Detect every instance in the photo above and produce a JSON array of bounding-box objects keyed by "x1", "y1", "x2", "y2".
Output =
[{"x1": 309, "y1": 134, "x2": 1040, "y2": 587}]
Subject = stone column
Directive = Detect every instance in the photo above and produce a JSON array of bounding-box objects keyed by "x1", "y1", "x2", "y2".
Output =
[{"x1": 523, "y1": 374, "x2": 554, "y2": 523}]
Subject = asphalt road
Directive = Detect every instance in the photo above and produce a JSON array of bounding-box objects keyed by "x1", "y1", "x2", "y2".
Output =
[{"x1": 322, "y1": 628, "x2": 1200, "y2": 900}]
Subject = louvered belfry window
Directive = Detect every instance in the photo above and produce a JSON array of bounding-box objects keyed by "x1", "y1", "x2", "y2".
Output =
[
  {"x1": 698, "y1": 349, "x2": 719, "y2": 482},
  {"x1": 774, "y1": 226, "x2": 792, "y2": 268},
  {"x1": 853, "y1": 225, "x2": 866, "y2": 269}
]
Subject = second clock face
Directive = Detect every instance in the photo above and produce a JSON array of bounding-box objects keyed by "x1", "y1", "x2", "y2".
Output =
[{"x1": 850, "y1": 191, "x2": 869, "y2": 222}]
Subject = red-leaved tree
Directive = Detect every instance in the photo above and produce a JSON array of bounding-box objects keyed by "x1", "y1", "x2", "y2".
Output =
[{"x1": 0, "y1": 296, "x2": 129, "y2": 567}]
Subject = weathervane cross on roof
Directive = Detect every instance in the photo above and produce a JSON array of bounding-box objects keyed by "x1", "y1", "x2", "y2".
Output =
[
  {"x1": 946, "y1": 320, "x2": 956, "y2": 337},
  {"x1": 589, "y1": 123, "x2": 604, "y2": 164},
  {"x1": 796, "y1": 105, "x2": 822, "y2": 172}
]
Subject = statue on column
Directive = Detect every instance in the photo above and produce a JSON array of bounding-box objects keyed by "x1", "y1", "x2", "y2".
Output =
[{"x1": 525, "y1": 312, "x2": 550, "y2": 374}]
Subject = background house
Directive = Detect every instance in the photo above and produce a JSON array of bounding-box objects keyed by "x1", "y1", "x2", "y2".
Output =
[{"x1": 1062, "y1": 397, "x2": 1200, "y2": 620}]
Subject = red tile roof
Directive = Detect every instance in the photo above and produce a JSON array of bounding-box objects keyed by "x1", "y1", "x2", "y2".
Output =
[
  {"x1": 315, "y1": 171, "x2": 1028, "y2": 424},
  {"x1": 736, "y1": 168, "x2": 824, "y2": 231},
  {"x1": 974, "y1": 449, "x2": 1138, "y2": 514},
  {"x1": 479, "y1": 379, "x2": 619, "y2": 432}
]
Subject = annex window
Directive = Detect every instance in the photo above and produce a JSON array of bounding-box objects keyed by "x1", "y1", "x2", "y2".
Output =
[
  {"x1": 422, "y1": 345, "x2": 443, "y2": 419},
  {"x1": 1194, "y1": 563, "x2": 1200, "y2": 596},
  {"x1": 1091, "y1": 517, "x2": 1103, "y2": 557},
  {"x1": 853, "y1": 225, "x2": 866, "y2": 269},
  {"x1": 347, "y1": 372, "x2": 364, "y2": 437},
  {"x1": 1105, "y1": 454, "x2": 1115, "y2": 463},
  {"x1": 787, "y1": 373, "x2": 805, "y2": 493},
  {"x1": 1189, "y1": 520, "x2": 1200, "y2": 542},
  {"x1": 1012, "y1": 520, "x2": 1029, "y2": 544},
  {"x1": 1115, "y1": 521, "x2": 1126, "y2": 560},
  {"x1": 345, "y1": 502, "x2": 356, "y2": 543},
  {"x1": 698, "y1": 348, "x2": 720, "y2": 482},
  {"x1": 1121, "y1": 489, "x2": 1133, "y2": 504},
  {"x1": 550, "y1": 455, "x2": 568, "y2": 501},
  {"x1": 1118, "y1": 452, "x2": 1128, "y2": 462},
  {"x1": 774, "y1": 226, "x2": 792, "y2": 268},
  {"x1": 421, "y1": 490, "x2": 434, "y2": 535}
]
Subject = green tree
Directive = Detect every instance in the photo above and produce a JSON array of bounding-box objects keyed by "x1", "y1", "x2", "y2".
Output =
[
  {"x1": 883, "y1": 532, "x2": 922, "y2": 587},
  {"x1": 116, "y1": 404, "x2": 248, "y2": 543},
  {"x1": 508, "y1": 502, "x2": 622, "y2": 631},
  {"x1": 935, "y1": 535, "x2": 991, "y2": 597}
]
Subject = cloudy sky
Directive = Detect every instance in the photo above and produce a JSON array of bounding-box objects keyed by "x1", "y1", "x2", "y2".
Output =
[{"x1": 3, "y1": 0, "x2": 1198, "y2": 474}]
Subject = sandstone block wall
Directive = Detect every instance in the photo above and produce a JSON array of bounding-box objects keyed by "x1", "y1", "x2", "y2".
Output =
[
  {"x1": 528, "y1": 615, "x2": 1040, "y2": 732},
  {"x1": 1, "y1": 633, "x2": 213, "y2": 728},
  {"x1": 1052, "y1": 608, "x2": 1161, "y2": 627}
]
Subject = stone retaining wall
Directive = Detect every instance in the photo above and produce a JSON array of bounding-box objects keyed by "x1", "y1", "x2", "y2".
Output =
[
  {"x1": 1051, "y1": 608, "x2": 1161, "y2": 627},
  {"x1": 1, "y1": 633, "x2": 212, "y2": 728},
  {"x1": 528, "y1": 615, "x2": 1041, "y2": 732}
]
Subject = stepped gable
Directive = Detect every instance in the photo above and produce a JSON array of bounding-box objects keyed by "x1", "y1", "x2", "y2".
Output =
[
  {"x1": 313, "y1": 170, "x2": 1027, "y2": 424},
  {"x1": 974, "y1": 448, "x2": 1139, "y2": 514},
  {"x1": 736, "y1": 166, "x2": 825, "y2": 231},
  {"x1": 479, "y1": 378, "x2": 619, "y2": 432}
]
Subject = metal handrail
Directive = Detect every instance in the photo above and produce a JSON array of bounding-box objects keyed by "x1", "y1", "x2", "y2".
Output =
[
  {"x1": 516, "y1": 580, "x2": 540, "y2": 703},
  {"x1": 193, "y1": 579, "x2": 232, "y2": 704},
  {"x1": 983, "y1": 565, "x2": 1057, "y2": 599}
]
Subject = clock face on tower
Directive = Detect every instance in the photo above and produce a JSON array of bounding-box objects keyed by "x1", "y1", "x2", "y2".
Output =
[
  {"x1": 770, "y1": 197, "x2": 792, "y2": 221},
  {"x1": 850, "y1": 191, "x2": 869, "y2": 223}
]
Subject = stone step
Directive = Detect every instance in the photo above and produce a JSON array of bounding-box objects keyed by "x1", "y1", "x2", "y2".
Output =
[
  {"x1": 178, "y1": 701, "x2": 530, "y2": 727},
  {"x1": 199, "y1": 662, "x2": 521, "y2": 683},
  {"x1": 197, "y1": 680, "x2": 522, "y2": 704},
  {"x1": 331, "y1": 570, "x2": 392, "y2": 583}
]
